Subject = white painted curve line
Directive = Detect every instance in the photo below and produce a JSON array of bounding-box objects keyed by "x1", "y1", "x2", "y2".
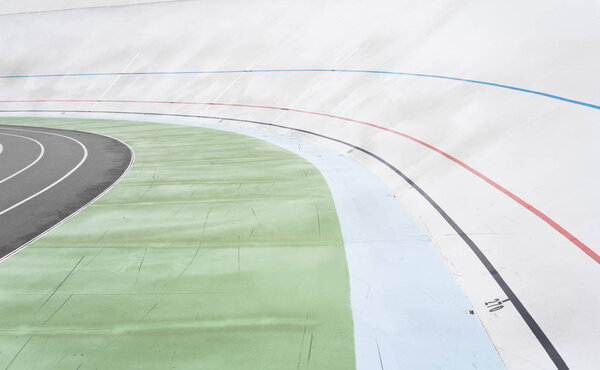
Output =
[
  {"x1": 0, "y1": 132, "x2": 134, "y2": 265},
  {"x1": 0, "y1": 143, "x2": 3, "y2": 155},
  {"x1": 0, "y1": 128, "x2": 88, "y2": 217},
  {"x1": 0, "y1": 132, "x2": 45, "y2": 184}
]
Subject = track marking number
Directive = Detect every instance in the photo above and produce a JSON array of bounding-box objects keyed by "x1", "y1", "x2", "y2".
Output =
[{"x1": 485, "y1": 298, "x2": 510, "y2": 312}]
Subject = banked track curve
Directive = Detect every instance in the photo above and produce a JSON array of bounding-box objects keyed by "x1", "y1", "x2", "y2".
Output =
[
  {"x1": 0, "y1": 109, "x2": 569, "y2": 369},
  {"x1": 2, "y1": 99, "x2": 597, "y2": 266},
  {"x1": 0, "y1": 68, "x2": 599, "y2": 110}
]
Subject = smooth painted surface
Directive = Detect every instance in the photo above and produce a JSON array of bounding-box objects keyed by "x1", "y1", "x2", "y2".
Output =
[
  {"x1": 0, "y1": 0, "x2": 181, "y2": 15},
  {"x1": 195, "y1": 120, "x2": 503, "y2": 369},
  {"x1": 0, "y1": 117, "x2": 354, "y2": 369},
  {"x1": 0, "y1": 1, "x2": 599, "y2": 368}
]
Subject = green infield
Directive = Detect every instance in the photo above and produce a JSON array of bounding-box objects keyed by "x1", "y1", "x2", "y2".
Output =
[{"x1": 0, "y1": 117, "x2": 355, "y2": 369}]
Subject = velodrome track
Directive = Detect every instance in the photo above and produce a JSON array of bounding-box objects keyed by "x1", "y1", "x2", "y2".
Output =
[
  {"x1": 0, "y1": 125, "x2": 132, "y2": 260},
  {"x1": 0, "y1": 1, "x2": 599, "y2": 369}
]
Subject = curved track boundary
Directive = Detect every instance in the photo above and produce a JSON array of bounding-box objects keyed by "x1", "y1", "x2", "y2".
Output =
[
  {"x1": 0, "y1": 128, "x2": 88, "y2": 216},
  {"x1": 0, "y1": 68, "x2": 598, "y2": 110},
  {"x1": 0, "y1": 132, "x2": 44, "y2": 184},
  {"x1": 0, "y1": 110, "x2": 568, "y2": 369},
  {"x1": 3, "y1": 100, "x2": 596, "y2": 265},
  {"x1": 0, "y1": 124, "x2": 134, "y2": 263}
]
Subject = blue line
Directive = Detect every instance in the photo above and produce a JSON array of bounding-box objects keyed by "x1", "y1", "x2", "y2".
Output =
[{"x1": 1, "y1": 68, "x2": 599, "y2": 111}]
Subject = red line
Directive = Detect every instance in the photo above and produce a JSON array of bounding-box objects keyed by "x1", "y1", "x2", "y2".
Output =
[{"x1": 2, "y1": 98, "x2": 599, "y2": 263}]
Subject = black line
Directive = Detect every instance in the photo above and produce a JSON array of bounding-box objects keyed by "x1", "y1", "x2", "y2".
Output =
[
  {"x1": 42, "y1": 293, "x2": 73, "y2": 326},
  {"x1": 140, "y1": 302, "x2": 158, "y2": 321},
  {"x1": 251, "y1": 208, "x2": 263, "y2": 230},
  {"x1": 202, "y1": 207, "x2": 212, "y2": 236},
  {"x1": 0, "y1": 109, "x2": 568, "y2": 369},
  {"x1": 296, "y1": 324, "x2": 307, "y2": 370},
  {"x1": 6, "y1": 336, "x2": 32, "y2": 369},
  {"x1": 176, "y1": 245, "x2": 200, "y2": 280},
  {"x1": 307, "y1": 333, "x2": 314, "y2": 363},
  {"x1": 376, "y1": 340, "x2": 384, "y2": 370},
  {"x1": 41, "y1": 255, "x2": 84, "y2": 307},
  {"x1": 315, "y1": 205, "x2": 321, "y2": 238},
  {"x1": 136, "y1": 248, "x2": 147, "y2": 284}
]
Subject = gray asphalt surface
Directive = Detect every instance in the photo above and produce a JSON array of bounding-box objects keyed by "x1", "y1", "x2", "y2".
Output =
[{"x1": 0, "y1": 124, "x2": 132, "y2": 260}]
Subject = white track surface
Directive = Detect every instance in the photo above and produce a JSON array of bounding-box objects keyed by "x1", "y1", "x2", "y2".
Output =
[{"x1": 0, "y1": 1, "x2": 599, "y2": 369}]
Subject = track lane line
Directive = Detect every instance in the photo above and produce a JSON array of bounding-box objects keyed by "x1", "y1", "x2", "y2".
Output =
[
  {"x1": 0, "y1": 132, "x2": 45, "y2": 184},
  {"x1": 0, "y1": 128, "x2": 88, "y2": 217},
  {"x1": 0, "y1": 68, "x2": 598, "y2": 110},
  {"x1": 2, "y1": 100, "x2": 596, "y2": 264},
  {"x1": 0, "y1": 129, "x2": 134, "y2": 264},
  {"x1": 0, "y1": 109, "x2": 567, "y2": 368}
]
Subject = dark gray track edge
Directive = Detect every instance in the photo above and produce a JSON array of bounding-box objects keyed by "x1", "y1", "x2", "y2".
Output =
[{"x1": 0, "y1": 123, "x2": 133, "y2": 262}]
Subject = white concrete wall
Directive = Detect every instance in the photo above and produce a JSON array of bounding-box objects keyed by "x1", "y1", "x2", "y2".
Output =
[
  {"x1": 0, "y1": 0, "x2": 181, "y2": 15},
  {"x1": 1, "y1": 1, "x2": 599, "y2": 368}
]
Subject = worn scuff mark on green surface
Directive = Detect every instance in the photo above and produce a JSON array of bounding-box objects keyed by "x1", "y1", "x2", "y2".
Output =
[{"x1": 0, "y1": 117, "x2": 355, "y2": 369}]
